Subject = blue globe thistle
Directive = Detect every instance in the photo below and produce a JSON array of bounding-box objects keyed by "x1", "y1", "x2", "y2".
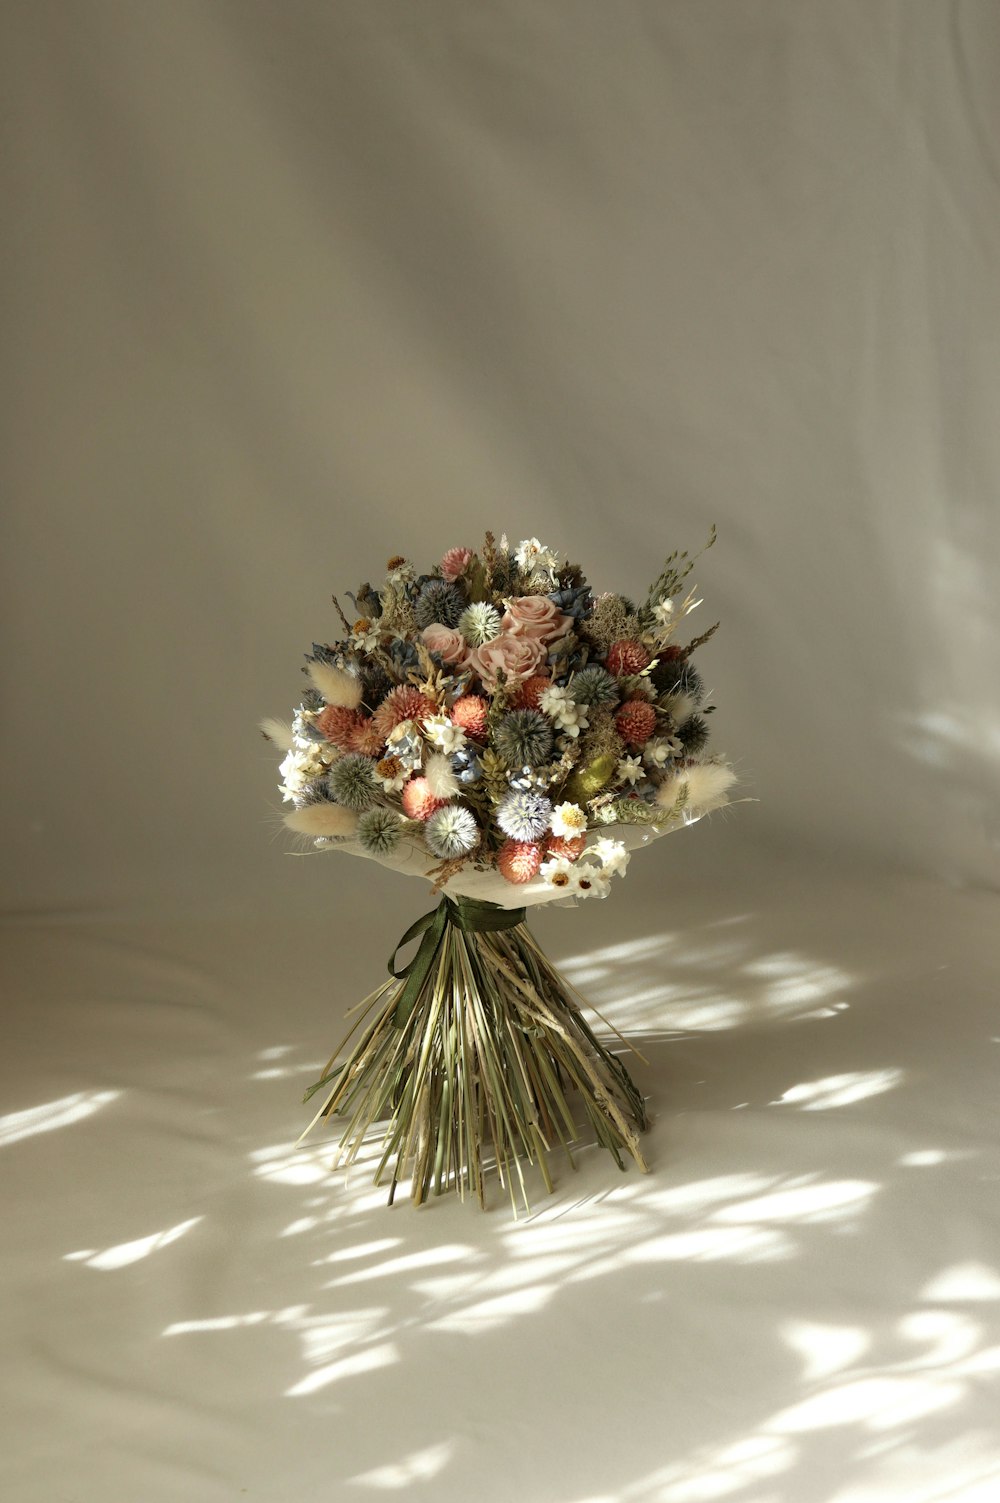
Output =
[
  {"x1": 496, "y1": 789, "x2": 552, "y2": 842},
  {"x1": 414, "y1": 579, "x2": 464, "y2": 630},
  {"x1": 457, "y1": 601, "x2": 502, "y2": 646},
  {"x1": 425, "y1": 804, "x2": 480, "y2": 859},
  {"x1": 327, "y1": 754, "x2": 378, "y2": 810},
  {"x1": 493, "y1": 709, "x2": 554, "y2": 769},
  {"x1": 570, "y1": 664, "x2": 619, "y2": 707},
  {"x1": 357, "y1": 805, "x2": 402, "y2": 856}
]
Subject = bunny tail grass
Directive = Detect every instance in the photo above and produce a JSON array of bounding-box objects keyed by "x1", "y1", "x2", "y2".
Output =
[{"x1": 300, "y1": 918, "x2": 649, "y2": 1214}]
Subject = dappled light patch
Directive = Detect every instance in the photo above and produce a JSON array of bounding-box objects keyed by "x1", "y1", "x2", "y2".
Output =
[
  {"x1": 64, "y1": 1216, "x2": 202, "y2": 1271},
  {"x1": 1, "y1": 1090, "x2": 122, "y2": 1147},
  {"x1": 349, "y1": 1440, "x2": 455, "y2": 1489},
  {"x1": 771, "y1": 1069, "x2": 904, "y2": 1111}
]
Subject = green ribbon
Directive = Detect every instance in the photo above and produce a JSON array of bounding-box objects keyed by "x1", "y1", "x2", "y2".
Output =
[{"x1": 389, "y1": 896, "x2": 527, "y2": 1028}]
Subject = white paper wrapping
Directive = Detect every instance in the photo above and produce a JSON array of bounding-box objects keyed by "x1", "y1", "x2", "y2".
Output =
[{"x1": 325, "y1": 812, "x2": 706, "y2": 910}]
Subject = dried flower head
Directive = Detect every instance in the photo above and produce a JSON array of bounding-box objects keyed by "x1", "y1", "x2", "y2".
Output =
[
  {"x1": 425, "y1": 803, "x2": 479, "y2": 859},
  {"x1": 493, "y1": 709, "x2": 554, "y2": 770},
  {"x1": 496, "y1": 789, "x2": 552, "y2": 842},
  {"x1": 327, "y1": 754, "x2": 379, "y2": 810},
  {"x1": 414, "y1": 579, "x2": 464, "y2": 631},
  {"x1": 496, "y1": 839, "x2": 543, "y2": 884},
  {"x1": 358, "y1": 806, "x2": 403, "y2": 856}
]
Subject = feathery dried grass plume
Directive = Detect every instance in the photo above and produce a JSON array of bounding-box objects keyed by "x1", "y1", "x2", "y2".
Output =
[
  {"x1": 655, "y1": 760, "x2": 737, "y2": 817},
  {"x1": 424, "y1": 751, "x2": 460, "y2": 800},
  {"x1": 306, "y1": 661, "x2": 363, "y2": 709},
  {"x1": 283, "y1": 803, "x2": 359, "y2": 837},
  {"x1": 259, "y1": 717, "x2": 294, "y2": 751}
]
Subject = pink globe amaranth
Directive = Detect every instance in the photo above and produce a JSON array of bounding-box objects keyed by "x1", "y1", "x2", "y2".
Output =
[
  {"x1": 606, "y1": 639, "x2": 652, "y2": 677},
  {"x1": 501, "y1": 595, "x2": 574, "y2": 645},
  {"x1": 544, "y1": 833, "x2": 586, "y2": 862},
  {"x1": 615, "y1": 699, "x2": 657, "y2": 747},
  {"x1": 450, "y1": 694, "x2": 489, "y2": 741},
  {"x1": 467, "y1": 633, "x2": 547, "y2": 693},
  {"x1": 401, "y1": 778, "x2": 448, "y2": 821},
  {"x1": 508, "y1": 673, "x2": 551, "y2": 711},
  {"x1": 496, "y1": 839, "x2": 543, "y2": 884}
]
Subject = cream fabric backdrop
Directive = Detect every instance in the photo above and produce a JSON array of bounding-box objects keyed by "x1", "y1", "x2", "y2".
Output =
[
  {"x1": 4, "y1": 8, "x2": 1000, "y2": 1503},
  {"x1": 3, "y1": 0, "x2": 999, "y2": 918}
]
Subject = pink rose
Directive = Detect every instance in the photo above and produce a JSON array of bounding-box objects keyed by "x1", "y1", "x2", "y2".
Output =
[
  {"x1": 420, "y1": 624, "x2": 468, "y2": 666},
  {"x1": 467, "y1": 633, "x2": 546, "y2": 693},
  {"x1": 501, "y1": 595, "x2": 573, "y2": 645}
]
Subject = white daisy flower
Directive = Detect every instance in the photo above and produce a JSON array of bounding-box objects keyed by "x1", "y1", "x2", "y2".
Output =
[
  {"x1": 373, "y1": 762, "x2": 408, "y2": 794},
  {"x1": 570, "y1": 865, "x2": 612, "y2": 900},
  {"x1": 540, "y1": 856, "x2": 576, "y2": 891},
  {"x1": 278, "y1": 743, "x2": 328, "y2": 804},
  {"x1": 350, "y1": 619, "x2": 382, "y2": 651},
  {"x1": 550, "y1": 801, "x2": 587, "y2": 839}
]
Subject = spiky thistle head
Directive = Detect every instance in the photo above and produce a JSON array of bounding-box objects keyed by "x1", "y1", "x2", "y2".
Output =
[
  {"x1": 357, "y1": 805, "x2": 403, "y2": 856},
  {"x1": 424, "y1": 803, "x2": 479, "y2": 859},
  {"x1": 570, "y1": 665, "x2": 619, "y2": 707},
  {"x1": 677, "y1": 713, "x2": 709, "y2": 755},
  {"x1": 493, "y1": 709, "x2": 554, "y2": 769},
  {"x1": 457, "y1": 601, "x2": 502, "y2": 647},
  {"x1": 496, "y1": 788, "x2": 552, "y2": 842},
  {"x1": 414, "y1": 579, "x2": 464, "y2": 630},
  {"x1": 326, "y1": 754, "x2": 378, "y2": 810},
  {"x1": 652, "y1": 657, "x2": 704, "y2": 701}
]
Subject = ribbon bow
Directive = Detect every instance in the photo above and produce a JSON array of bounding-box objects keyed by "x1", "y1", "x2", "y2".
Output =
[{"x1": 389, "y1": 895, "x2": 527, "y2": 1027}]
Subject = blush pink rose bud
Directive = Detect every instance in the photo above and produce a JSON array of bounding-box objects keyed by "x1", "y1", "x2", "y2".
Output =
[
  {"x1": 420, "y1": 624, "x2": 468, "y2": 666},
  {"x1": 501, "y1": 595, "x2": 573, "y2": 645},
  {"x1": 467, "y1": 633, "x2": 547, "y2": 693}
]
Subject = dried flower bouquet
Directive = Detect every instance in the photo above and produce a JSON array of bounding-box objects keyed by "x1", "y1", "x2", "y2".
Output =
[{"x1": 262, "y1": 531, "x2": 735, "y2": 1210}]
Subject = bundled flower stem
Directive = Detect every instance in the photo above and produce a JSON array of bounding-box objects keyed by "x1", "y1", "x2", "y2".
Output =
[{"x1": 299, "y1": 897, "x2": 648, "y2": 1213}]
